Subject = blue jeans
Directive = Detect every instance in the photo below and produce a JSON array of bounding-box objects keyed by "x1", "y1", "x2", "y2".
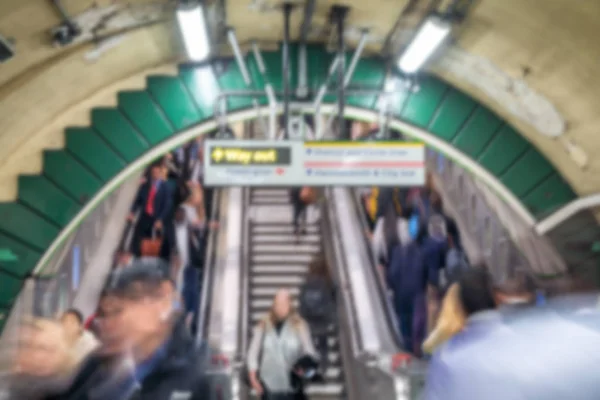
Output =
[{"x1": 395, "y1": 299, "x2": 415, "y2": 353}]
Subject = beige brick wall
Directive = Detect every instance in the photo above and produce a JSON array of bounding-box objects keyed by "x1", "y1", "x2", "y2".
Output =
[{"x1": 0, "y1": 22, "x2": 181, "y2": 201}]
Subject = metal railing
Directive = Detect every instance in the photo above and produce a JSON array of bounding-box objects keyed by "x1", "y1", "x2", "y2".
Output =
[
  {"x1": 349, "y1": 189, "x2": 405, "y2": 349},
  {"x1": 425, "y1": 149, "x2": 568, "y2": 281},
  {"x1": 196, "y1": 189, "x2": 222, "y2": 345}
]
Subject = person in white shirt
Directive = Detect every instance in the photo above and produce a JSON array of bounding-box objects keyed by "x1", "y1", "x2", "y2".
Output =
[
  {"x1": 60, "y1": 308, "x2": 100, "y2": 367},
  {"x1": 172, "y1": 207, "x2": 191, "y2": 293}
]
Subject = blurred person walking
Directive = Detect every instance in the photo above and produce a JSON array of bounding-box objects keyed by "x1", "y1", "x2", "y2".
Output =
[
  {"x1": 298, "y1": 255, "x2": 336, "y2": 376},
  {"x1": 247, "y1": 289, "x2": 319, "y2": 400}
]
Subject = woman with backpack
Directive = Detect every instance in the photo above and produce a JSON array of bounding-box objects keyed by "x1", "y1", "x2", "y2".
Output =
[
  {"x1": 290, "y1": 187, "x2": 317, "y2": 235},
  {"x1": 298, "y1": 254, "x2": 336, "y2": 376},
  {"x1": 247, "y1": 289, "x2": 319, "y2": 400}
]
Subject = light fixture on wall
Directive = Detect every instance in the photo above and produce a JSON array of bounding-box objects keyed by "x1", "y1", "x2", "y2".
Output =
[
  {"x1": 397, "y1": 15, "x2": 451, "y2": 74},
  {"x1": 177, "y1": 1, "x2": 211, "y2": 62}
]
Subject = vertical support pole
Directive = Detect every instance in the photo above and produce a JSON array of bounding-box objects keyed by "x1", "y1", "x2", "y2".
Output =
[
  {"x1": 297, "y1": 44, "x2": 308, "y2": 97},
  {"x1": 219, "y1": 96, "x2": 227, "y2": 137},
  {"x1": 282, "y1": 3, "x2": 293, "y2": 140},
  {"x1": 343, "y1": 30, "x2": 369, "y2": 87},
  {"x1": 333, "y1": 6, "x2": 349, "y2": 139},
  {"x1": 252, "y1": 42, "x2": 278, "y2": 139}
]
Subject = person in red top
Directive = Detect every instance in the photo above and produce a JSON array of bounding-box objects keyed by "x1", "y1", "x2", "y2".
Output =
[{"x1": 128, "y1": 162, "x2": 172, "y2": 258}]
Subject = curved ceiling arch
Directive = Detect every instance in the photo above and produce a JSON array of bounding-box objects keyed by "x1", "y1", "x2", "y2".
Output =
[{"x1": 0, "y1": 43, "x2": 577, "y2": 331}]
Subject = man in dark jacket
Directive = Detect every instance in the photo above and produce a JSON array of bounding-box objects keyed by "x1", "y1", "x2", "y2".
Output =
[
  {"x1": 128, "y1": 163, "x2": 173, "y2": 257},
  {"x1": 14, "y1": 259, "x2": 212, "y2": 400}
]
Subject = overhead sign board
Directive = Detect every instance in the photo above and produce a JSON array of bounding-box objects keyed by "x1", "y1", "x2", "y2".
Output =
[{"x1": 204, "y1": 140, "x2": 425, "y2": 187}]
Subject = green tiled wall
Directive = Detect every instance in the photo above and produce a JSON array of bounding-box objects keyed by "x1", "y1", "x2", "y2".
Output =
[{"x1": 0, "y1": 43, "x2": 576, "y2": 332}]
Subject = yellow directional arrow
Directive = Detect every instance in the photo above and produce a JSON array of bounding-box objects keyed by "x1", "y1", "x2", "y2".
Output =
[{"x1": 211, "y1": 147, "x2": 224, "y2": 163}]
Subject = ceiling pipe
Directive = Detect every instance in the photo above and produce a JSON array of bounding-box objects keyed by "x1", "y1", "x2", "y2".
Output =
[
  {"x1": 227, "y1": 30, "x2": 269, "y2": 135},
  {"x1": 343, "y1": 30, "x2": 368, "y2": 87},
  {"x1": 50, "y1": 0, "x2": 77, "y2": 27},
  {"x1": 211, "y1": 88, "x2": 388, "y2": 131},
  {"x1": 282, "y1": 3, "x2": 293, "y2": 140},
  {"x1": 334, "y1": 6, "x2": 349, "y2": 140},
  {"x1": 314, "y1": 56, "x2": 339, "y2": 139},
  {"x1": 299, "y1": 0, "x2": 316, "y2": 41},
  {"x1": 297, "y1": 0, "x2": 316, "y2": 98},
  {"x1": 314, "y1": 56, "x2": 340, "y2": 108},
  {"x1": 252, "y1": 42, "x2": 278, "y2": 139},
  {"x1": 227, "y1": 29, "x2": 251, "y2": 85}
]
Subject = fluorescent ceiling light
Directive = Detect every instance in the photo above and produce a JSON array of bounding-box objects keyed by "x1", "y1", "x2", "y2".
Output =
[
  {"x1": 177, "y1": 5, "x2": 210, "y2": 62},
  {"x1": 398, "y1": 16, "x2": 451, "y2": 74}
]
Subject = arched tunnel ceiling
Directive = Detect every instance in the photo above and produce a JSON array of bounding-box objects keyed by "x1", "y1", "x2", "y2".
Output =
[
  {"x1": 0, "y1": 0, "x2": 599, "y2": 201},
  {"x1": 228, "y1": 0, "x2": 600, "y2": 198},
  {"x1": 0, "y1": 0, "x2": 600, "y2": 328}
]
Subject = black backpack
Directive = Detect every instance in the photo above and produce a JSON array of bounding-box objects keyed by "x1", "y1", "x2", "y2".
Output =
[
  {"x1": 440, "y1": 247, "x2": 470, "y2": 291},
  {"x1": 299, "y1": 277, "x2": 333, "y2": 320}
]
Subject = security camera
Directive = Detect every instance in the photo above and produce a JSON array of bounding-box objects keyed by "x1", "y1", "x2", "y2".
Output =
[
  {"x1": 51, "y1": 22, "x2": 81, "y2": 47},
  {"x1": 0, "y1": 35, "x2": 14, "y2": 63}
]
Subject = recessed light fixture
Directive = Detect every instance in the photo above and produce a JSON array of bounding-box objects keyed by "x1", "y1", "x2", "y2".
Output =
[{"x1": 397, "y1": 15, "x2": 451, "y2": 74}]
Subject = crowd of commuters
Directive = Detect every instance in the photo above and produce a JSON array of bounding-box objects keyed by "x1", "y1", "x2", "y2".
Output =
[
  {"x1": 118, "y1": 135, "x2": 216, "y2": 335},
  {"x1": 361, "y1": 177, "x2": 464, "y2": 357},
  {"x1": 10, "y1": 135, "x2": 218, "y2": 399},
  {"x1": 362, "y1": 177, "x2": 600, "y2": 399}
]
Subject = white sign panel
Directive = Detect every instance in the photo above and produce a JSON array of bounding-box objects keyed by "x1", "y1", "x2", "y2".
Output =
[{"x1": 203, "y1": 140, "x2": 425, "y2": 187}]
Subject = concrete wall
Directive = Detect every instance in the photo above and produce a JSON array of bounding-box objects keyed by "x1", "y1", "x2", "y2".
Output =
[{"x1": 0, "y1": 19, "x2": 181, "y2": 201}]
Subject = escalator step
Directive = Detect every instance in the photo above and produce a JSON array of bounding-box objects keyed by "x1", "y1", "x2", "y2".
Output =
[
  {"x1": 251, "y1": 275, "x2": 306, "y2": 286},
  {"x1": 247, "y1": 192, "x2": 345, "y2": 399},
  {"x1": 251, "y1": 265, "x2": 309, "y2": 275},
  {"x1": 252, "y1": 235, "x2": 321, "y2": 244},
  {"x1": 252, "y1": 254, "x2": 316, "y2": 263},
  {"x1": 251, "y1": 224, "x2": 320, "y2": 233},
  {"x1": 253, "y1": 244, "x2": 321, "y2": 253},
  {"x1": 250, "y1": 189, "x2": 290, "y2": 196},
  {"x1": 251, "y1": 286, "x2": 301, "y2": 298}
]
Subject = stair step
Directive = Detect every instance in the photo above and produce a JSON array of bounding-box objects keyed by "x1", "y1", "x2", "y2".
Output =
[
  {"x1": 251, "y1": 225, "x2": 320, "y2": 234},
  {"x1": 247, "y1": 206, "x2": 344, "y2": 397},
  {"x1": 251, "y1": 206, "x2": 294, "y2": 221},
  {"x1": 253, "y1": 244, "x2": 321, "y2": 253},
  {"x1": 251, "y1": 265, "x2": 309, "y2": 275},
  {"x1": 305, "y1": 383, "x2": 345, "y2": 396},
  {"x1": 251, "y1": 298, "x2": 300, "y2": 309},
  {"x1": 251, "y1": 189, "x2": 291, "y2": 196},
  {"x1": 251, "y1": 275, "x2": 306, "y2": 285},
  {"x1": 251, "y1": 197, "x2": 291, "y2": 204},
  {"x1": 251, "y1": 286, "x2": 301, "y2": 297},
  {"x1": 252, "y1": 254, "x2": 315, "y2": 263},
  {"x1": 252, "y1": 235, "x2": 321, "y2": 243},
  {"x1": 249, "y1": 383, "x2": 344, "y2": 398}
]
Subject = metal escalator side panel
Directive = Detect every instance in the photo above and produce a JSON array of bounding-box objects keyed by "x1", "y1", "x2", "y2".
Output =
[
  {"x1": 204, "y1": 188, "x2": 244, "y2": 357},
  {"x1": 197, "y1": 189, "x2": 221, "y2": 345},
  {"x1": 347, "y1": 188, "x2": 405, "y2": 352},
  {"x1": 319, "y1": 196, "x2": 363, "y2": 400},
  {"x1": 328, "y1": 188, "x2": 389, "y2": 353}
]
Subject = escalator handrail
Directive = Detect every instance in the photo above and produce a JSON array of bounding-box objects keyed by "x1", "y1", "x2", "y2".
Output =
[
  {"x1": 197, "y1": 189, "x2": 222, "y2": 345},
  {"x1": 321, "y1": 188, "x2": 363, "y2": 358},
  {"x1": 237, "y1": 187, "x2": 251, "y2": 360},
  {"x1": 349, "y1": 189, "x2": 405, "y2": 351}
]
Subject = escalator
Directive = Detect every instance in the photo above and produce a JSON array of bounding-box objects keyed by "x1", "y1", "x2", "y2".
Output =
[
  {"x1": 222, "y1": 185, "x2": 424, "y2": 400},
  {"x1": 245, "y1": 187, "x2": 345, "y2": 399}
]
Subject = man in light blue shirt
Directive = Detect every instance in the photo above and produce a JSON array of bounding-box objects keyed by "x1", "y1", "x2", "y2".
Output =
[{"x1": 425, "y1": 270, "x2": 600, "y2": 400}]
